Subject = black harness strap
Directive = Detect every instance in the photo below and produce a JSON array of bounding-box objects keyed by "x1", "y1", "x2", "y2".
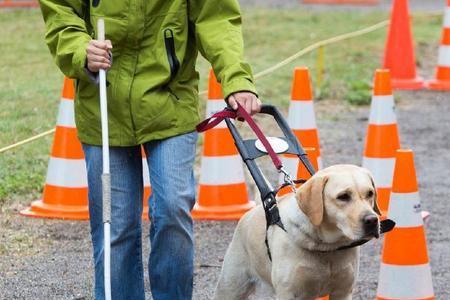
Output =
[
  {"x1": 264, "y1": 179, "x2": 307, "y2": 261},
  {"x1": 262, "y1": 193, "x2": 286, "y2": 261},
  {"x1": 196, "y1": 104, "x2": 395, "y2": 261}
]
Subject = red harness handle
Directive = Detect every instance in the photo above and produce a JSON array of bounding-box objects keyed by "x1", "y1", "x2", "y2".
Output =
[{"x1": 196, "y1": 103, "x2": 283, "y2": 170}]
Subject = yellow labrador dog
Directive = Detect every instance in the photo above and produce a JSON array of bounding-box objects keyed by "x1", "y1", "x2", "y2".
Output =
[{"x1": 214, "y1": 165, "x2": 381, "y2": 300}]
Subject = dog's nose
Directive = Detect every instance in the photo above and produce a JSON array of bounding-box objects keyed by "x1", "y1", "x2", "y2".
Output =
[{"x1": 363, "y1": 214, "x2": 379, "y2": 229}]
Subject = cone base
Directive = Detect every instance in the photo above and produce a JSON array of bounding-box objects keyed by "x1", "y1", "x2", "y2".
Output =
[
  {"x1": 20, "y1": 199, "x2": 89, "y2": 220},
  {"x1": 426, "y1": 79, "x2": 450, "y2": 91},
  {"x1": 192, "y1": 201, "x2": 255, "y2": 221},
  {"x1": 391, "y1": 77, "x2": 425, "y2": 90}
]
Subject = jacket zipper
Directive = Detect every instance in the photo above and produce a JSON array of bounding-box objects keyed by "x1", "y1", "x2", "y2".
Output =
[{"x1": 164, "y1": 28, "x2": 180, "y2": 82}]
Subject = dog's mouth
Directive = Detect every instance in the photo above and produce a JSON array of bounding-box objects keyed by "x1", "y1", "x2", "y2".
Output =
[
  {"x1": 362, "y1": 223, "x2": 380, "y2": 239},
  {"x1": 364, "y1": 228, "x2": 380, "y2": 239}
]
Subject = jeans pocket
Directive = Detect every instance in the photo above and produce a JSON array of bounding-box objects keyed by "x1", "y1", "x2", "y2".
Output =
[{"x1": 185, "y1": 131, "x2": 198, "y2": 145}]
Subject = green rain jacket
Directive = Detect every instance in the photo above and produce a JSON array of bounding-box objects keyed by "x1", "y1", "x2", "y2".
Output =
[{"x1": 39, "y1": 0, "x2": 257, "y2": 146}]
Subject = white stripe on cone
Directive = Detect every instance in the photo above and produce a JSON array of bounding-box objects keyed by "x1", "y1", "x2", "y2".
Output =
[
  {"x1": 438, "y1": 45, "x2": 450, "y2": 67},
  {"x1": 388, "y1": 192, "x2": 423, "y2": 228},
  {"x1": 444, "y1": 8, "x2": 450, "y2": 27},
  {"x1": 377, "y1": 263, "x2": 434, "y2": 299},
  {"x1": 142, "y1": 158, "x2": 150, "y2": 186},
  {"x1": 199, "y1": 156, "x2": 245, "y2": 185},
  {"x1": 362, "y1": 157, "x2": 395, "y2": 188},
  {"x1": 56, "y1": 99, "x2": 76, "y2": 128},
  {"x1": 46, "y1": 157, "x2": 87, "y2": 187},
  {"x1": 206, "y1": 100, "x2": 227, "y2": 128},
  {"x1": 288, "y1": 101, "x2": 317, "y2": 130},
  {"x1": 369, "y1": 95, "x2": 397, "y2": 125},
  {"x1": 317, "y1": 156, "x2": 323, "y2": 170}
]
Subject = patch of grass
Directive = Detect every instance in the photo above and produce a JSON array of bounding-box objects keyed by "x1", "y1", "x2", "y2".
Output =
[
  {"x1": 0, "y1": 8, "x2": 442, "y2": 205},
  {"x1": 0, "y1": 10, "x2": 60, "y2": 206},
  {"x1": 345, "y1": 80, "x2": 372, "y2": 105}
]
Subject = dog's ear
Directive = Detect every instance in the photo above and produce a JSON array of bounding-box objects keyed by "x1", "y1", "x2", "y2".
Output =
[
  {"x1": 369, "y1": 175, "x2": 382, "y2": 216},
  {"x1": 296, "y1": 175, "x2": 328, "y2": 226}
]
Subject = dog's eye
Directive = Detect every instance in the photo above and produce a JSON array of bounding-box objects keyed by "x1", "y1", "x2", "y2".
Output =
[
  {"x1": 337, "y1": 193, "x2": 351, "y2": 202},
  {"x1": 366, "y1": 190, "x2": 374, "y2": 198}
]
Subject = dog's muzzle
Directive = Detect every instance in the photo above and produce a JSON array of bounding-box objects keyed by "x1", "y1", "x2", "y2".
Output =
[{"x1": 363, "y1": 214, "x2": 380, "y2": 238}]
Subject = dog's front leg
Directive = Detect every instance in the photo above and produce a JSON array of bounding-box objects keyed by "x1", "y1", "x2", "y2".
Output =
[
  {"x1": 214, "y1": 239, "x2": 256, "y2": 300},
  {"x1": 273, "y1": 277, "x2": 318, "y2": 300}
]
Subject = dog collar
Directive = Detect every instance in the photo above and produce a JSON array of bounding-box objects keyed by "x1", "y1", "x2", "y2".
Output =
[{"x1": 316, "y1": 219, "x2": 396, "y2": 253}]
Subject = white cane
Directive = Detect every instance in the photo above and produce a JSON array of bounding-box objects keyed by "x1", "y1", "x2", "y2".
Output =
[{"x1": 97, "y1": 18, "x2": 112, "y2": 300}]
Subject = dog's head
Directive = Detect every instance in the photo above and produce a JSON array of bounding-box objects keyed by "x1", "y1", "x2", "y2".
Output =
[{"x1": 296, "y1": 164, "x2": 381, "y2": 243}]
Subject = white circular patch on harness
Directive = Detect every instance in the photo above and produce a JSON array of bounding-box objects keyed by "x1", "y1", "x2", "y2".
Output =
[{"x1": 255, "y1": 137, "x2": 289, "y2": 154}]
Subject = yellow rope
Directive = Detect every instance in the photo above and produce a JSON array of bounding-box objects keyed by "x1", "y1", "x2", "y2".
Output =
[
  {"x1": 198, "y1": 19, "x2": 388, "y2": 95},
  {"x1": 0, "y1": 128, "x2": 55, "y2": 153},
  {"x1": 1, "y1": 19, "x2": 388, "y2": 154},
  {"x1": 253, "y1": 20, "x2": 388, "y2": 79}
]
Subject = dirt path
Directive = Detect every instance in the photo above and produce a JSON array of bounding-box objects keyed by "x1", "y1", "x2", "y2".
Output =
[{"x1": 1, "y1": 89, "x2": 449, "y2": 300}]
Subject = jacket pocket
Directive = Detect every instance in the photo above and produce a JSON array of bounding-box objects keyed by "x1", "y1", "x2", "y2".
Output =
[{"x1": 164, "y1": 28, "x2": 180, "y2": 81}]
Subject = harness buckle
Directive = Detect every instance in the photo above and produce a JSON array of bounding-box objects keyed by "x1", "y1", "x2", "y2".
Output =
[
  {"x1": 267, "y1": 202, "x2": 280, "y2": 225},
  {"x1": 263, "y1": 195, "x2": 287, "y2": 232},
  {"x1": 279, "y1": 167, "x2": 297, "y2": 194}
]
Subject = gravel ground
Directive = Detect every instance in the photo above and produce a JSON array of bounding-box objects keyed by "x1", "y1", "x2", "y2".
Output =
[
  {"x1": 1, "y1": 89, "x2": 449, "y2": 300},
  {"x1": 0, "y1": 1, "x2": 448, "y2": 297},
  {"x1": 240, "y1": 0, "x2": 446, "y2": 12}
]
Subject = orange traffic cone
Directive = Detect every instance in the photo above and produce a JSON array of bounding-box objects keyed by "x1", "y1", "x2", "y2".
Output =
[
  {"x1": 0, "y1": 0, "x2": 39, "y2": 8},
  {"x1": 191, "y1": 69, "x2": 254, "y2": 220},
  {"x1": 279, "y1": 67, "x2": 322, "y2": 197},
  {"x1": 290, "y1": 67, "x2": 322, "y2": 168},
  {"x1": 142, "y1": 147, "x2": 151, "y2": 220},
  {"x1": 376, "y1": 149, "x2": 434, "y2": 300},
  {"x1": 383, "y1": 0, "x2": 424, "y2": 90},
  {"x1": 21, "y1": 78, "x2": 89, "y2": 220},
  {"x1": 362, "y1": 69, "x2": 400, "y2": 217},
  {"x1": 297, "y1": 147, "x2": 319, "y2": 180},
  {"x1": 427, "y1": 0, "x2": 450, "y2": 91}
]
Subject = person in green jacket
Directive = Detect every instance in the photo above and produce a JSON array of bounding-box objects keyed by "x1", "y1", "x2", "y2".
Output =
[{"x1": 39, "y1": 0, "x2": 260, "y2": 299}]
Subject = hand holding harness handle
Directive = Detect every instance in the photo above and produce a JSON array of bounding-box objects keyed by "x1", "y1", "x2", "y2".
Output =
[
  {"x1": 197, "y1": 104, "x2": 316, "y2": 193},
  {"x1": 197, "y1": 103, "x2": 395, "y2": 259},
  {"x1": 198, "y1": 103, "x2": 317, "y2": 259}
]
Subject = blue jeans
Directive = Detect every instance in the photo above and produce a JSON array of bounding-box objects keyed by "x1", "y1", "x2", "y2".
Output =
[{"x1": 82, "y1": 131, "x2": 198, "y2": 300}]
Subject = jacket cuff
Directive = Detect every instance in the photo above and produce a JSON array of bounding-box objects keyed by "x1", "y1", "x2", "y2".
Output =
[
  {"x1": 72, "y1": 40, "x2": 92, "y2": 82},
  {"x1": 84, "y1": 67, "x2": 99, "y2": 84},
  {"x1": 222, "y1": 78, "x2": 258, "y2": 100}
]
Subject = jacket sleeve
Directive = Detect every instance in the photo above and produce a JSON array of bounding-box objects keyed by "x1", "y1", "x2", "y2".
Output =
[
  {"x1": 188, "y1": 0, "x2": 257, "y2": 100},
  {"x1": 39, "y1": 0, "x2": 92, "y2": 81}
]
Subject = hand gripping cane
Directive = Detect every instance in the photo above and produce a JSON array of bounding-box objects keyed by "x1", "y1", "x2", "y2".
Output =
[{"x1": 97, "y1": 19, "x2": 112, "y2": 300}]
